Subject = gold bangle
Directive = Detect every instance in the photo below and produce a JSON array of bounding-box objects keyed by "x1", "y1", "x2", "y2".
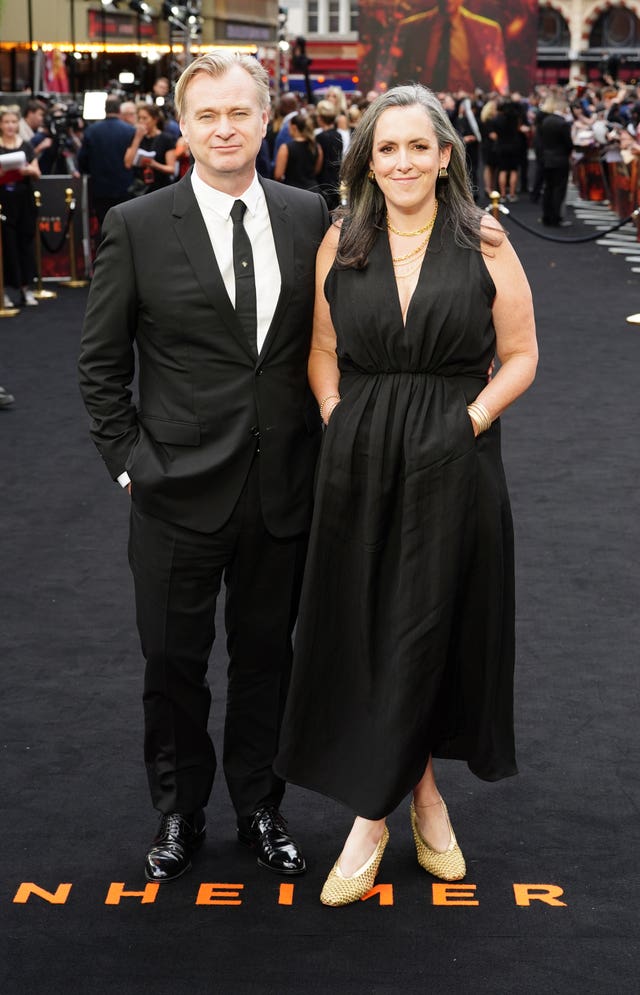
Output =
[
  {"x1": 467, "y1": 401, "x2": 492, "y2": 434},
  {"x1": 471, "y1": 400, "x2": 492, "y2": 427},
  {"x1": 319, "y1": 394, "x2": 340, "y2": 419}
]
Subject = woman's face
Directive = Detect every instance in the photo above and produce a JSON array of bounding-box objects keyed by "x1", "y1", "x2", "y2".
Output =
[
  {"x1": 138, "y1": 109, "x2": 155, "y2": 132},
  {"x1": 369, "y1": 104, "x2": 450, "y2": 214},
  {"x1": 0, "y1": 113, "x2": 20, "y2": 140}
]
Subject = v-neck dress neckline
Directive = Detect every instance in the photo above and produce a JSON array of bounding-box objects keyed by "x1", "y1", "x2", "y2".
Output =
[{"x1": 384, "y1": 201, "x2": 444, "y2": 331}]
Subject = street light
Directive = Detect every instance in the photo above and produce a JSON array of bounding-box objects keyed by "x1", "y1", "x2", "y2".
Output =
[
  {"x1": 130, "y1": 0, "x2": 153, "y2": 21},
  {"x1": 161, "y1": 1, "x2": 202, "y2": 77},
  {"x1": 291, "y1": 36, "x2": 312, "y2": 103},
  {"x1": 276, "y1": 6, "x2": 288, "y2": 93}
]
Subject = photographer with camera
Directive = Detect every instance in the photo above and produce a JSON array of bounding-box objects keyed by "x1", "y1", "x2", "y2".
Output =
[{"x1": 36, "y1": 100, "x2": 83, "y2": 177}]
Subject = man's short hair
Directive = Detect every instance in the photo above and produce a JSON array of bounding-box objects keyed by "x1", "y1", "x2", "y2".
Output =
[
  {"x1": 105, "y1": 96, "x2": 122, "y2": 115},
  {"x1": 174, "y1": 51, "x2": 270, "y2": 118},
  {"x1": 24, "y1": 99, "x2": 46, "y2": 117}
]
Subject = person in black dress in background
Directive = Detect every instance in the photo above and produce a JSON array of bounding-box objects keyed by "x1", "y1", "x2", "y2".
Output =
[
  {"x1": 124, "y1": 103, "x2": 177, "y2": 194},
  {"x1": 275, "y1": 84, "x2": 538, "y2": 906},
  {"x1": 315, "y1": 100, "x2": 344, "y2": 211},
  {"x1": 273, "y1": 113, "x2": 322, "y2": 190},
  {"x1": 493, "y1": 98, "x2": 524, "y2": 202},
  {"x1": 0, "y1": 105, "x2": 41, "y2": 307}
]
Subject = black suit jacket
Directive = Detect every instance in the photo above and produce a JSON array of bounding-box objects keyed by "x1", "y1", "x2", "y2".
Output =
[
  {"x1": 78, "y1": 172, "x2": 330, "y2": 536},
  {"x1": 539, "y1": 113, "x2": 573, "y2": 170}
]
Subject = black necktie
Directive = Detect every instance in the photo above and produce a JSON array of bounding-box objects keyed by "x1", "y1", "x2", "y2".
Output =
[
  {"x1": 433, "y1": 18, "x2": 451, "y2": 91},
  {"x1": 230, "y1": 199, "x2": 257, "y2": 354}
]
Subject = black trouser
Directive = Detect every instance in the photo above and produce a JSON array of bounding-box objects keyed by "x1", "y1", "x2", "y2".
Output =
[
  {"x1": 530, "y1": 152, "x2": 544, "y2": 201},
  {"x1": 542, "y1": 164, "x2": 569, "y2": 225},
  {"x1": 128, "y1": 461, "x2": 308, "y2": 819},
  {"x1": 1, "y1": 186, "x2": 36, "y2": 288}
]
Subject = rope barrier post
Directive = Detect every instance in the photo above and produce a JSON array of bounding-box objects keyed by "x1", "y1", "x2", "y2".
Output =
[
  {"x1": 62, "y1": 187, "x2": 88, "y2": 289},
  {"x1": 0, "y1": 201, "x2": 20, "y2": 318},
  {"x1": 33, "y1": 190, "x2": 57, "y2": 301},
  {"x1": 489, "y1": 190, "x2": 501, "y2": 221}
]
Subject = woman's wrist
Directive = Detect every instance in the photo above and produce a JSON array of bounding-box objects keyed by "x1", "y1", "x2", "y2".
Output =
[
  {"x1": 319, "y1": 393, "x2": 340, "y2": 423},
  {"x1": 467, "y1": 400, "x2": 492, "y2": 435}
]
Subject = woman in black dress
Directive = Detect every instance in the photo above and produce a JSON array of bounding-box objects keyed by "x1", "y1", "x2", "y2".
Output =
[
  {"x1": 315, "y1": 100, "x2": 344, "y2": 210},
  {"x1": 0, "y1": 105, "x2": 41, "y2": 307},
  {"x1": 273, "y1": 113, "x2": 322, "y2": 190},
  {"x1": 493, "y1": 98, "x2": 524, "y2": 202},
  {"x1": 479, "y1": 97, "x2": 499, "y2": 198},
  {"x1": 275, "y1": 85, "x2": 538, "y2": 906},
  {"x1": 124, "y1": 103, "x2": 177, "y2": 194}
]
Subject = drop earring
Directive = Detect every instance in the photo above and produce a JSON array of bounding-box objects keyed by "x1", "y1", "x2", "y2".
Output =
[
  {"x1": 438, "y1": 166, "x2": 449, "y2": 181},
  {"x1": 368, "y1": 169, "x2": 376, "y2": 184}
]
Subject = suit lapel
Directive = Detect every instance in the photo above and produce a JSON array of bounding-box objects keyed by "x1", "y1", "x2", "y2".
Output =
[
  {"x1": 259, "y1": 178, "x2": 296, "y2": 364},
  {"x1": 171, "y1": 172, "x2": 256, "y2": 360}
]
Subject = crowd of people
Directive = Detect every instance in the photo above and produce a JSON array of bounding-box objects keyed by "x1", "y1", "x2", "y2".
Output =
[
  {"x1": 2, "y1": 73, "x2": 639, "y2": 320},
  {"x1": 1, "y1": 72, "x2": 639, "y2": 311}
]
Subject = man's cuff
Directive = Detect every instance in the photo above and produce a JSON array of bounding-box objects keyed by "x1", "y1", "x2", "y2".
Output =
[{"x1": 117, "y1": 471, "x2": 131, "y2": 488}]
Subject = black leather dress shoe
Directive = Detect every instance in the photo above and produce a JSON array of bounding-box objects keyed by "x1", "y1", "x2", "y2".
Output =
[
  {"x1": 237, "y1": 806, "x2": 306, "y2": 875},
  {"x1": 145, "y1": 810, "x2": 206, "y2": 882}
]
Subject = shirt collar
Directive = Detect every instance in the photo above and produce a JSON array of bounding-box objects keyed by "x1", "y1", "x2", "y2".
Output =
[{"x1": 191, "y1": 165, "x2": 263, "y2": 220}]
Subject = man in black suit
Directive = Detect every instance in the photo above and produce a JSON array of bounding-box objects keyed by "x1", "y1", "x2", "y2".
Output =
[
  {"x1": 77, "y1": 95, "x2": 135, "y2": 235},
  {"x1": 78, "y1": 53, "x2": 329, "y2": 882},
  {"x1": 538, "y1": 95, "x2": 573, "y2": 227}
]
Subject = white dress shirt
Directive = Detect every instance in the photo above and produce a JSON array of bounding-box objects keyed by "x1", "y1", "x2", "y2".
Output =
[
  {"x1": 118, "y1": 166, "x2": 281, "y2": 488},
  {"x1": 190, "y1": 164, "x2": 281, "y2": 354}
]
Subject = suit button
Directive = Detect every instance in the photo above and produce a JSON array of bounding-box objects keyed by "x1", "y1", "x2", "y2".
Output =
[
  {"x1": 249, "y1": 426, "x2": 260, "y2": 438},
  {"x1": 256, "y1": 369, "x2": 264, "y2": 376}
]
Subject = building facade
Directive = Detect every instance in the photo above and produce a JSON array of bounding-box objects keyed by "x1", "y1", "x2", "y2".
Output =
[
  {"x1": 0, "y1": 0, "x2": 279, "y2": 93},
  {"x1": 285, "y1": 0, "x2": 640, "y2": 91}
]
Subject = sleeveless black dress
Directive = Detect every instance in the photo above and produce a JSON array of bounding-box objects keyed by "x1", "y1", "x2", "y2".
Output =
[{"x1": 275, "y1": 206, "x2": 517, "y2": 820}]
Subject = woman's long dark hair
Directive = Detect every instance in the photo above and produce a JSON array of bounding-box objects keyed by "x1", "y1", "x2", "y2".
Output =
[
  {"x1": 290, "y1": 112, "x2": 318, "y2": 159},
  {"x1": 336, "y1": 84, "x2": 500, "y2": 269}
]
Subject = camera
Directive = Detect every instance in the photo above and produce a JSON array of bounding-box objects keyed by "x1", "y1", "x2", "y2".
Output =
[
  {"x1": 39, "y1": 98, "x2": 84, "y2": 174},
  {"x1": 45, "y1": 101, "x2": 83, "y2": 141}
]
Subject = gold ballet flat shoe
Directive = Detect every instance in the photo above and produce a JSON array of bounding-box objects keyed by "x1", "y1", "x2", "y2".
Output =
[
  {"x1": 410, "y1": 799, "x2": 466, "y2": 881},
  {"x1": 320, "y1": 826, "x2": 390, "y2": 907}
]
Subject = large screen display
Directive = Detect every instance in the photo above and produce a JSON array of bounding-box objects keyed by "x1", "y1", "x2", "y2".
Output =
[{"x1": 359, "y1": 1, "x2": 538, "y2": 95}]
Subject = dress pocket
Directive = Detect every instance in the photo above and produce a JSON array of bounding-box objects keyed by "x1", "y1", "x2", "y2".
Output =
[{"x1": 451, "y1": 384, "x2": 477, "y2": 451}]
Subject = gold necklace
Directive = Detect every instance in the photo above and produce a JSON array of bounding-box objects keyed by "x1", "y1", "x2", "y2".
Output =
[
  {"x1": 394, "y1": 252, "x2": 427, "y2": 279},
  {"x1": 387, "y1": 200, "x2": 438, "y2": 237},
  {"x1": 391, "y1": 235, "x2": 430, "y2": 265}
]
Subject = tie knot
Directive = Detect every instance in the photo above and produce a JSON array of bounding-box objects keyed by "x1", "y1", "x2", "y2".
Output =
[{"x1": 231, "y1": 199, "x2": 247, "y2": 223}]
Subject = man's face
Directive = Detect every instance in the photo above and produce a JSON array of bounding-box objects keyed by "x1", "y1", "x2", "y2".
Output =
[
  {"x1": 27, "y1": 108, "x2": 44, "y2": 128},
  {"x1": 120, "y1": 103, "x2": 137, "y2": 125},
  {"x1": 179, "y1": 66, "x2": 268, "y2": 193}
]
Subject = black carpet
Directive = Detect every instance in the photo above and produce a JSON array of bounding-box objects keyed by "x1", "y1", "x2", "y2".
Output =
[{"x1": 1, "y1": 197, "x2": 639, "y2": 994}]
